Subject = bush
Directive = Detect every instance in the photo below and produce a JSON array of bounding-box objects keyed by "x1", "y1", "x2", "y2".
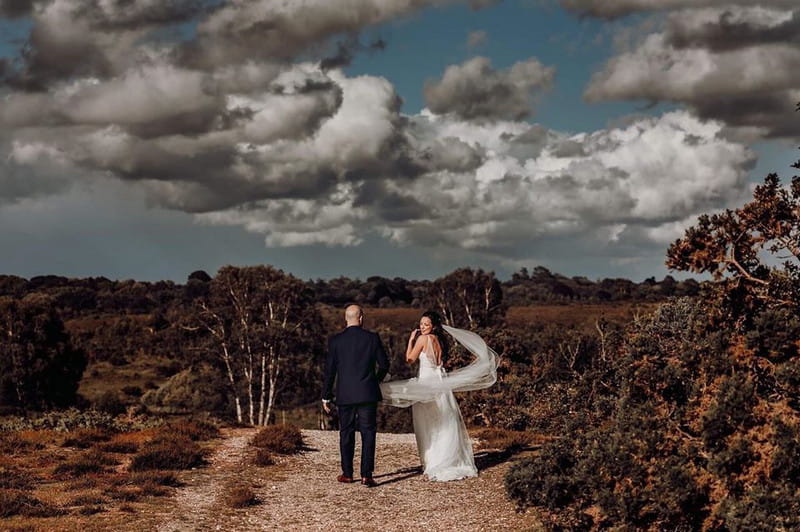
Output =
[
  {"x1": 505, "y1": 437, "x2": 582, "y2": 512},
  {"x1": 224, "y1": 485, "x2": 260, "y2": 508},
  {"x1": 0, "y1": 489, "x2": 63, "y2": 518},
  {"x1": 165, "y1": 420, "x2": 220, "y2": 441},
  {"x1": 0, "y1": 408, "x2": 164, "y2": 433},
  {"x1": 124, "y1": 471, "x2": 181, "y2": 488},
  {"x1": 122, "y1": 386, "x2": 143, "y2": 397},
  {"x1": 0, "y1": 296, "x2": 86, "y2": 410},
  {"x1": 61, "y1": 427, "x2": 115, "y2": 448},
  {"x1": 253, "y1": 449, "x2": 275, "y2": 467},
  {"x1": 128, "y1": 435, "x2": 206, "y2": 471},
  {"x1": 54, "y1": 449, "x2": 119, "y2": 477},
  {"x1": 0, "y1": 467, "x2": 36, "y2": 490},
  {"x1": 474, "y1": 428, "x2": 535, "y2": 453},
  {"x1": 141, "y1": 365, "x2": 230, "y2": 415},
  {"x1": 504, "y1": 297, "x2": 800, "y2": 530},
  {"x1": 0, "y1": 432, "x2": 35, "y2": 454},
  {"x1": 250, "y1": 424, "x2": 304, "y2": 454},
  {"x1": 97, "y1": 439, "x2": 139, "y2": 454},
  {"x1": 94, "y1": 391, "x2": 127, "y2": 417}
]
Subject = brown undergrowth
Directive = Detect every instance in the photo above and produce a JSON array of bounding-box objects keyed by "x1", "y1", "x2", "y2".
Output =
[{"x1": 0, "y1": 419, "x2": 220, "y2": 530}]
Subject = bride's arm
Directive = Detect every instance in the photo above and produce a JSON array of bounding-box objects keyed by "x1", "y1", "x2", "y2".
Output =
[{"x1": 405, "y1": 335, "x2": 426, "y2": 364}]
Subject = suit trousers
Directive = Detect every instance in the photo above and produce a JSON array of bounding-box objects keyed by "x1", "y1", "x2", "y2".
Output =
[{"x1": 337, "y1": 402, "x2": 377, "y2": 478}]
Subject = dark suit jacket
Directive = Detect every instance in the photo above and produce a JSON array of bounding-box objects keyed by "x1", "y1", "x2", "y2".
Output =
[{"x1": 322, "y1": 326, "x2": 390, "y2": 405}]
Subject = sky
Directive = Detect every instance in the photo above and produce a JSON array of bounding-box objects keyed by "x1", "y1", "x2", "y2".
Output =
[{"x1": 0, "y1": 0, "x2": 798, "y2": 283}]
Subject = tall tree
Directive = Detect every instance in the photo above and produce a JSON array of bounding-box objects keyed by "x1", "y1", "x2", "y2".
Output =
[
  {"x1": 667, "y1": 172, "x2": 800, "y2": 320},
  {"x1": 425, "y1": 267, "x2": 506, "y2": 328},
  {"x1": 192, "y1": 266, "x2": 323, "y2": 426},
  {"x1": 0, "y1": 295, "x2": 86, "y2": 409}
]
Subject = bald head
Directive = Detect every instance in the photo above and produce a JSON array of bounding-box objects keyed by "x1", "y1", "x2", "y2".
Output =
[{"x1": 345, "y1": 305, "x2": 363, "y2": 327}]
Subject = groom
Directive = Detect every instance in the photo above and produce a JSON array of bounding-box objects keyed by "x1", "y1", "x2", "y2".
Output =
[{"x1": 322, "y1": 305, "x2": 390, "y2": 488}]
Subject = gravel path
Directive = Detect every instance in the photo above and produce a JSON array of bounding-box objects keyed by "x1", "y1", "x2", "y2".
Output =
[{"x1": 154, "y1": 428, "x2": 542, "y2": 531}]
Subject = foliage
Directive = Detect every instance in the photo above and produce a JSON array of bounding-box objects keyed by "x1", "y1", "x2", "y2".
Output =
[
  {"x1": 250, "y1": 424, "x2": 304, "y2": 454},
  {"x1": 507, "y1": 295, "x2": 800, "y2": 530},
  {"x1": 128, "y1": 435, "x2": 207, "y2": 471},
  {"x1": 0, "y1": 296, "x2": 86, "y2": 409},
  {"x1": 190, "y1": 265, "x2": 326, "y2": 426},
  {"x1": 0, "y1": 466, "x2": 36, "y2": 490},
  {"x1": 667, "y1": 173, "x2": 800, "y2": 321},
  {"x1": 0, "y1": 490, "x2": 63, "y2": 518},
  {"x1": 252, "y1": 448, "x2": 275, "y2": 467},
  {"x1": 223, "y1": 484, "x2": 260, "y2": 508},
  {"x1": 60, "y1": 427, "x2": 114, "y2": 449},
  {"x1": 423, "y1": 267, "x2": 505, "y2": 328},
  {"x1": 141, "y1": 365, "x2": 231, "y2": 415},
  {"x1": 93, "y1": 391, "x2": 127, "y2": 417},
  {"x1": 54, "y1": 449, "x2": 119, "y2": 477},
  {"x1": 0, "y1": 408, "x2": 164, "y2": 432},
  {"x1": 474, "y1": 427, "x2": 536, "y2": 452}
]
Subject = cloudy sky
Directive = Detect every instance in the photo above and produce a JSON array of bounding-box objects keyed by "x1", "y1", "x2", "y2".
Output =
[{"x1": 1, "y1": 0, "x2": 798, "y2": 282}]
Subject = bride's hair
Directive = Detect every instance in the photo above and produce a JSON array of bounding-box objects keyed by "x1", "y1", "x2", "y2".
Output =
[{"x1": 422, "y1": 310, "x2": 449, "y2": 364}]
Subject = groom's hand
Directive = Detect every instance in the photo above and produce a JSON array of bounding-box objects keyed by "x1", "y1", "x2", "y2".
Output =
[{"x1": 322, "y1": 400, "x2": 331, "y2": 414}]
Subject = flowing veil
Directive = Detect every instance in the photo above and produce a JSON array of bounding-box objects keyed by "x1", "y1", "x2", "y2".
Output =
[{"x1": 380, "y1": 324, "x2": 500, "y2": 407}]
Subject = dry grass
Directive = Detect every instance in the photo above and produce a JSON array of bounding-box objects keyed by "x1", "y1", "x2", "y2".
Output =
[
  {"x1": 166, "y1": 420, "x2": 220, "y2": 441},
  {"x1": 0, "y1": 466, "x2": 37, "y2": 490},
  {"x1": 128, "y1": 435, "x2": 207, "y2": 471},
  {"x1": 53, "y1": 449, "x2": 119, "y2": 478},
  {"x1": 68, "y1": 493, "x2": 107, "y2": 506},
  {"x1": 250, "y1": 424, "x2": 304, "y2": 454},
  {"x1": 61, "y1": 428, "x2": 114, "y2": 449},
  {"x1": 252, "y1": 448, "x2": 275, "y2": 467},
  {"x1": 0, "y1": 432, "x2": 36, "y2": 455},
  {"x1": 506, "y1": 303, "x2": 655, "y2": 331},
  {"x1": 223, "y1": 484, "x2": 260, "y2": 508},
  {"x1": 124, "y1": 470, "x2": 182, "y2": 488},
  {"x1": 0, "y1": 423, "x2": 217, "y2": 531},
  {"x1": 474, "y1": 427, "x2": 538, "y2": 453},
  {"x1": 97, "y1": 439, "x2": 139, "y2": 454},
  {"x1": 0, "y1": 489, "x2": 63, "y2": 518}
]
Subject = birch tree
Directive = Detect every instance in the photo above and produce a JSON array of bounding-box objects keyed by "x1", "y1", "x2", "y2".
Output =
[
  {"x1": 194, "y1": 266, "x2": 322, "y2": 426},
  {"x1": 425, "y1": 268, "x2": 506, "y2": 328}
]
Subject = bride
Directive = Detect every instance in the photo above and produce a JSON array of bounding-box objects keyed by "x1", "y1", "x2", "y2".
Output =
[{"x1": 380, "y1": 311, "x2": 499, "y2": 482}]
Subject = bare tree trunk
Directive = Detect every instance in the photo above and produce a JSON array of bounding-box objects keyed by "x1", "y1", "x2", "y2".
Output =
[
  {"x1": 258, "y1": 347, "x2": 268, "y2": 426},
  {"x1": 462, "y1": 287, "x2": 475, "y2": 329},
  {"x1": 266, "y1": 356, "x2": 279, "y2": 428},
  {"x1": 221, "y1": 344, "x2": 243, "y2": 424}
]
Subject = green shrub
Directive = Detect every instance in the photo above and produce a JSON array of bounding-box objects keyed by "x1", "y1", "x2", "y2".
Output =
[
  {"x1": 141, "y1": 366, "x2": 230, "y2": 415},
  {"x1": 250, "y1": 424, "x2": 304, "y2": 454},
  {"x1": 505, "y1": 437, "x2": 581, "y2": 512}
]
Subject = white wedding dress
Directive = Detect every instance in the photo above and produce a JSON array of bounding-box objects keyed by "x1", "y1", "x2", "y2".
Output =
[
  {"x1": 380, "y1": 325, "x2": 499, "y2": 482},
  {"x1": 412, "y1": 338, "x2": 477, "y2": 481}
]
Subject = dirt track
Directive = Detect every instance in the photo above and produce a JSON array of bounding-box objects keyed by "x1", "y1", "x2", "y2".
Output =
[{"x1": 152, "y1": 428, "x2": 543, "y2": 531}]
